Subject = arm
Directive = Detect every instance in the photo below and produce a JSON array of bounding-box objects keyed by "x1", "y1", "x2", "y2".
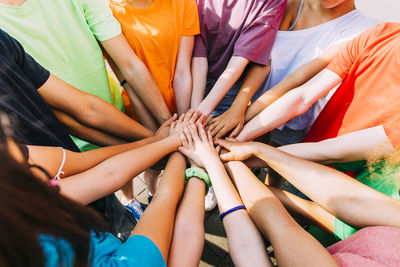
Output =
[
  {"x1": 101, "y1": 34, "x2": 171, "y2": 124},
  {"x1": 106, "y1": 56, "x2": 159, "y2": 131},
  {"x1": 217, "y1": 139, "x2": 400, "y2": 230},
  {"x1": 244, "y1": 42, "x2": 348, "y2": 123},
  {"x1": 279, "y1": 126, "x2": 395, "y2": 164},
  {"x1": 224, "y1": 160, "x2": 339, "y2": 267},
  {"x1": 179, "y1": 124, "x2": 270, "y2": 267},
  {"x1": 28, "y1": 116, "x2": 176, "y2": 177},
  {"x1": 168, "y1": 173, "x2": 205, "y2": 267},
  {"x1": 196, "y1": 56, "x2": 249, "y2": 115},
  {"x1": 173, "y1": 36, "x2": 195, "y2": 115},
  {"x1": 52, "y1": 109, "x2": 127, "y2": 146},
  {"x1": 132, "y1": 152, "x2": 186, "y2": 262},
  {"x1": 58, "y1": 133, "x2": 182, "y2": 205},
  {"x1": 39, "y1": 74, "x2": 154, "y2": 141},
  {"x1": 237, "y1": 69, "x2": 343, "y2": 141},
  {"x1": 190, "y1": 57, "x2": 208, "y2": 109},
  {"x1": 207, "y1": 62, "x2": 270, "y2": 138}
]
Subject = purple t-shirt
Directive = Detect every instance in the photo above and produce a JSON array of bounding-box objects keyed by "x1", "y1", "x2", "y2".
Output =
[
  {"x1": 327, "y1": 226, "x2": 400, "y2": 266},
  {"x1": 193, "y1": 0, "x2": 286, "y2": 79}
]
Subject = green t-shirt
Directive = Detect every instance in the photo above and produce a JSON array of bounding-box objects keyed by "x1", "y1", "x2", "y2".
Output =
[{"x1": 0, "y1": 0, "x2": 124, "y2": 151}]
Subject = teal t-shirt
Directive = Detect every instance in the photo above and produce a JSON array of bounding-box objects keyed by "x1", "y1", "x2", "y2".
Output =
[
  {"x1": 40, "y1": 231, "x2": 167, "y2": 266},
  {"x1": 0, "y1": 0, "x2": 124, "y2": 151}
]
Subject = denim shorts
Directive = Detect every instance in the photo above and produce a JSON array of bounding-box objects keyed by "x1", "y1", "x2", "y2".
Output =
[{"x1": 206, "y1": 79, "x2": 242, "y2": 117}]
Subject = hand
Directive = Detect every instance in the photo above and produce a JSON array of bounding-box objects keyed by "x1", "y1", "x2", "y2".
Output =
[
  {"x1": 169, "y1": 110, "x2": 203, "y2": 136},
  {"x1": 214, "y1": 138, "x2": 258, "y2": 162},
  {"x1": 178, "y1": 123, "x2": 219, "y2": 168},
  {"x1": 206, "y1": 107, "x2": 245, "y2": 138},
  {"x1": 155, "y1": 114, "x2": 178, "y2": 139}
]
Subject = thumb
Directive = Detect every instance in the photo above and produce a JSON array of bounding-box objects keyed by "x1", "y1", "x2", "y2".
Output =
[
  {"x1": 214, "y1": 138, "x2": 231, "y2": 151},
  {"x1": 220, "y1": 151, "x2": 236, "y2": 162},
  {"x1": 164, "y1": 114, "x2": 177, "y2": 126},
  {"x1": 178, "y1": 146, "x2": 193, "y2": 159},
  {"x1": 230, "y1": 122, "x2": 243, "y2": 138}
]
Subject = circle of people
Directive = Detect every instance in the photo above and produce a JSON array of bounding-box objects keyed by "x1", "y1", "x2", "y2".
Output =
[{"x1": 0, "y1": 0, "x2": 399, "y2": 266}]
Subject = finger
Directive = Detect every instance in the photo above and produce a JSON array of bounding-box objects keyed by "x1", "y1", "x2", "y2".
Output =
[
  {"x1": 211, "y1": 123, "x2": 225, "y2": 137},
  {"x1": 163, "y1": 114, "x2": 177, "y2": 126},
  {"x1": 178, "y1": 113, "x2": 185, "y2": 123},
  {"x1": 205, "y1": 119, "x2": 218, "y2": 132},
  {"x1": 220, "y1": 152, "x2": 236, "y2": 162},
  {"x1": 229, "y1": 122, "x2": 243, "y2": 138},
  {"x1": 214, "y1": 138, "x2": 231, "y2": 150},
  {"x1": 178, "y1": 146, "x2": 193, "y2": 159},
  {"x1": 183, "y1": 110, "x2": 194, "y2": 124},
  {"x1": 226, "y1": 137, "x2": 239, "y2": 142},
  {"x1": 188, "y1": 123, "x2": 200, "y2": 142},
  {"x1": 179, "y1": 132, "x2": 188, "y2": 147},
  {"x1": 205, "y1": 115, "x2": 213, "y2": 125},
  {"x1": 183, "y1": 126, "x2": 194, "y2": 147},
  {"x1": 171, "y1": 121, "x2": 177, "y2": 129},
  {"x1": 198, "y1": 114, "x2": 208, "y2": 126},
  {"x1": 197, "y1": 123, "x2": 208, "y2": 142},
  {"x1": 207, "y1": 130, "x2": 214, "y2": 146},
  {"x1": 190, "y1": 110, "x2": 200, "y2": 124},
  {"x1": 215, "y1": 125, "x2": 230, "y2": 139},
  {"x1": 216, "y1": 145, "x2": 221, "y2": 154}
]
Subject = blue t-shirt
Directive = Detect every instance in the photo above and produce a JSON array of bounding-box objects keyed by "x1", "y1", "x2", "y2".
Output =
[{"x1": 39, "y1": 231, "x2": 166, "y2": 266}]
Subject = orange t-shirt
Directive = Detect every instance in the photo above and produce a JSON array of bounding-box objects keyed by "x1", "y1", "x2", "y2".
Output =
[
  {"x1": 109, "y1": 0, "x2": 200, "y2": 113},
  {"x1": 305, "y1": 23, "x2": 400, "y2": 148}
]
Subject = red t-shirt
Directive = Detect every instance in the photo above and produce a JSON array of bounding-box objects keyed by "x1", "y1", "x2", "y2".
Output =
[{"x1": 305, "y1": 23, "x2": 400, "y2": 148}]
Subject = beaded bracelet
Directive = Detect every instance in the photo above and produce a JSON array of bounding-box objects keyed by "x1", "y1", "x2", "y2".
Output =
[{"x1": 219, "y1": 205, "x2": 246, "y2": 221}]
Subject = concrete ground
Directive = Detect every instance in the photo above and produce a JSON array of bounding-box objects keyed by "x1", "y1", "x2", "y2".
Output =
[{"x1": 126, "y1": 2, "x2": 399, "y2": 266}]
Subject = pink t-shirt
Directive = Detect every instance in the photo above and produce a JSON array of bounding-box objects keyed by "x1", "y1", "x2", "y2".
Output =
[
  {"x1": 327, "y1": 226, "x2": 400, "y2": 266},
  {"x1": 193, "y1": 0, "x2": 286, "y2": 79}
]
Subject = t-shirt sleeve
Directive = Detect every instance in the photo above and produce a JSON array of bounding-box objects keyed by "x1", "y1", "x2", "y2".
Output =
[
  {"x1": 327, "y1": 25, "x2": 377, "y2": 79},
  {"x1": 182, "y1": 0, "x2": 200, "y2": 36},
  {"x1": 193, "y1": 34, "x2": 207, "y2": 57},
  {"x1": 5, "y1": 31, "x2": 50, "y2": 89},
  {"x1": 233, "y1": 0, "x2": 286, "y2": 65},
  {"x1": 80, "y1": 0, "x2": 122, "y2": 41},
  {"x1": 383, "y1": 117, "x2": 400, "y2": 149},
  {"x1": 91, "y1": 232, "x2": 166, "y2": 266}
]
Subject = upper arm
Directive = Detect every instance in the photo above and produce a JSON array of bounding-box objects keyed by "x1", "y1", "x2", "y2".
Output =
[
  {"x1": 174, "y1": 35, "x2": 195, "y2": 78},
  {"x1": 101, "y1": 34, "x2": 143, "y2": 76},
  {"x1": 37, "y1": 74, "x2": 91, "y2": 114},
  {"x1": 296, "y1": 69, "x2": 343, "y2": 106},
  {"x1": 81, "y1": 0, "x2": 121, "y2": 41}
]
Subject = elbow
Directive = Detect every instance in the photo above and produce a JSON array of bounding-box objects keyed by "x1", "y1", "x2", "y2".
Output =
[{"x1": 287, "y1": 90, "x2": 314, "y2": 117}]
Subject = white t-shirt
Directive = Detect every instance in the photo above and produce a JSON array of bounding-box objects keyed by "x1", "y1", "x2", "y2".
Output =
[{"x1": 263, "y1": 10, "x2": 373, "y2": 131}]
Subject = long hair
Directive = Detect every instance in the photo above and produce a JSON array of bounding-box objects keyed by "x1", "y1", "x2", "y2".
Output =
[{"x1": 0, "y1": 139, "x2": 106, "y2": 266}]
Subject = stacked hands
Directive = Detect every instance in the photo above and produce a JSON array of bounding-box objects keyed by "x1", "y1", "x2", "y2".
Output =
[{"x1": 155, "y1": 109, "x2": 257, "y2": 169}]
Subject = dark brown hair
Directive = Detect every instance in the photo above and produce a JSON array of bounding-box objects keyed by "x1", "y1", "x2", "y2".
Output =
[{"x1": 0, "y1": 149, "x2": 106, "y2": 266}]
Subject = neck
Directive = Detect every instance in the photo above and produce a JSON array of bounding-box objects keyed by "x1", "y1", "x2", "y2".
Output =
[
  {"x1": 316, "y1": 1, "x2": 356, "y2": 19},
  {"x1": 0, "y1": 0, "x2": 27, "y2": 6},
  {"x1": 126, "y1": 0, "x2": 154, "y2": 8}
]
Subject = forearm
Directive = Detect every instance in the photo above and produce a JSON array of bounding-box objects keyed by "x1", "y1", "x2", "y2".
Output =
[
  {"x1": 123, "y1": 62, "x2": 171, "y2": 124},
  {"x1": 197, "y1": 56, "x2": 249, "y2": 115},
  {"x1": 278, "y1": 126, "x2": 395, "y2": 164},
  {"x1": 238, "y1": 69, "x2": 342, "y2": 141},
  {"x1": 190, "y1": 57, "x2": 208, "y2": 109},
  {"x1": 53, "y1": 109, "x2": 127, "y2": 146},
  {"x1": 230, "y1": 63, "x2": 270, "y2": 117},
  {"x1": 173, "y1": 72, "x2": 192, "y2": 116},
  {"x1": 168, "y1": 178, "x2": 205, "y2": 267},
  {"x1": 255, "y1": 143, "x2": 400, "y2": 228},
  {"x1": 58, "y1": 134, "x2": 181, "y2": 204},
  {"x1": 225, "y1": 161, "x2": 338, "y2": 267},
  {"x1": 203, "y1": 159, "x2": 270, "y2": 267},
  {"x1": 245, "y1": 58, "x2": 329, "y2": 122}
]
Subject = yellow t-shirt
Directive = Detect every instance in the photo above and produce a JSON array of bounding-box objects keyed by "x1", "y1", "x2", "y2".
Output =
[{"x1": 109, "y1": 0, "x2": 200, "y2": 113}]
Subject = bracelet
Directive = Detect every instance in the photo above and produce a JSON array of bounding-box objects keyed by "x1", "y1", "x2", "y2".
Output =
[
  {"x1": 185, "y1": 167, "x2": 212, "y2": 194},
  {"x1": 219, "y1": 205, "x2": 246, "y2": 221},
  {"x1": 120, "y1": 79, "x2": 127, "y2": 86}
]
